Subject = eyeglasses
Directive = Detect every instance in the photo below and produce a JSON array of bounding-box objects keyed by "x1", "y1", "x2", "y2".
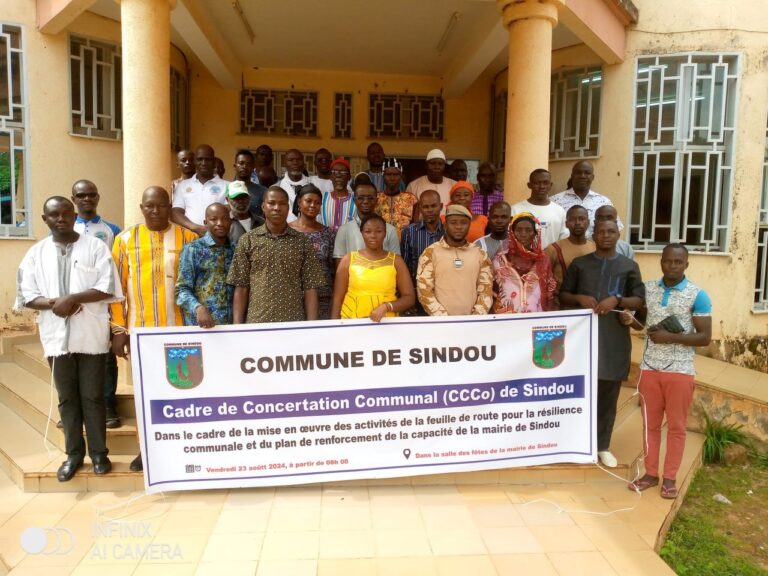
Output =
[{"x1": 331, "y1": 170, "x2": 350, "y2": 176}]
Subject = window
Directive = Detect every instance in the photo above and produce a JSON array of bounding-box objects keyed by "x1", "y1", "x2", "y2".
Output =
[
  {"x1": 69, "y1": 35, "x2": 122, "y2": 140},
  {"x1": 754, "y1": 116, "x2": 768, "y2": 311},
  {"x1": 334, "y1": 92, "x2": 352, "y2": 139},
  {"x1": 368, "y1": 94, "x2": 444, "y2": 140},
  {"x1": 0, "y1": 23, "x2": 29, "y2": 237},
  {"x1": 628, "y1": 54, "x2": 739, "y2": 252},
  {"x1": 240, "y1": 89, "x2": 318, "y2": 137},
  {"x1": 550, "y1": 67, "x2": 602, "y2": 159},
  {"x1": 170, "y1": 67, "x2": 188, "y2": 151}
]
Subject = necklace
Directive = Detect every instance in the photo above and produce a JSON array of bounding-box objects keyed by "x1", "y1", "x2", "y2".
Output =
[{"x1": 453, "y1": 248, "x2": 463, "y2": 269}]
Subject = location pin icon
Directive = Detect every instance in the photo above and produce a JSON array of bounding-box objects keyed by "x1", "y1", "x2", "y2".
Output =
[{"x1": 403, "y1": 448, "x2": 411, "y2": 459}]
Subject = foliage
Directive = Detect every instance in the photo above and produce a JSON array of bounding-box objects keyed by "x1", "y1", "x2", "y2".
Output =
[{"x1": 702, "y1": 414, "x2": 750, "y2": 464}]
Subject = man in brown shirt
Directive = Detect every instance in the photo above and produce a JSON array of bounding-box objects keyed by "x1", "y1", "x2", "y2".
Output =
[
  {"x1": 545, "y1": 205, "x2": 595, "y2": 308},
  {"x1": 416, "y1": 204, "x2": 493, "y2": 316},
  {"x1": 227, "y1": 187, "x2": 326, "y2": 323}
]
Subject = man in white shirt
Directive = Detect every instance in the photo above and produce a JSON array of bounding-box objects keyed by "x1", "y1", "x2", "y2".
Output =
[
  {"x1": 15, "y1": 197, "x2": 122, "y2": 482},
  {"x1": 405, "y1": 149, "x2": 457, "y2": 209},
  {"x1": 171, "y1": 144, "x2": 228, "y2": 236},
  {"x1": 550, "y1": 160, "x2": 623, "y2": 238},
  {"x1": 309, "y1": 147, "x2": 334, "y2": 194},
  {"x1": 278, "y1": 148, "x2": 310, "y2": 223},
  {"x1": 512, "y1": 169, "x2": 568, "y2": 249}
]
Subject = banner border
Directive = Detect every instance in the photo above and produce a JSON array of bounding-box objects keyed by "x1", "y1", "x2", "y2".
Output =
[{"x1": 133, "y1": 311, "x2": 596, "y2": 489}]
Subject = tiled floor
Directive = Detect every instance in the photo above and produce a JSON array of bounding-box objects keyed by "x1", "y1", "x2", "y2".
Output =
[{"x1": 0, "y1": 468, "x2": 682, "y2": 576}]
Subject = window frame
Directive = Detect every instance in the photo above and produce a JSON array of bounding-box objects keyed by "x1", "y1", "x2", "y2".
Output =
[
  {"x1": 0, "y1": 21, "x2": 31, "y2": 239},
  {"x1": 68, "y1": 33, "x2": 122, "y2": 141},
  {"x1": 549, "y1": 66, "x2": 603, "y2": 161},
  {"x1": 627, "y1": 52, "x2": 741, "y2": 254}
]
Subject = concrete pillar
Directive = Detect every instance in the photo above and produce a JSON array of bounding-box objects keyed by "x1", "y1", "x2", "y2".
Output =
[
  {"x1": 120, "y1": 0, "x2": 174, "y2": 226},
  {"x1": 497, "y1": 0, "x2": 560, "y2": 202}
]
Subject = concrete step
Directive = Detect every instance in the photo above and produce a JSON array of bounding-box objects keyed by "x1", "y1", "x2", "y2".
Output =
[
  {"x1": 11, "y1": 342, "x2": 136, "y2": 419},
  {"x1": 0, "y1": 361, "x2": 139, "y2": 455},
  {"x1": 0, "y1": 397, "x2": 143, "y2": 493}
]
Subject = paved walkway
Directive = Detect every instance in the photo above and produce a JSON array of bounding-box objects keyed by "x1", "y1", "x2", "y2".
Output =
[{"x1": 0, "y1": 452, "x2": 700, "y2": 576}]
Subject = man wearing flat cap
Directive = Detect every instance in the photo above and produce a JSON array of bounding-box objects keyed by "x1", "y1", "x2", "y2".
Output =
[
  {"x1": 405, "y1": 149, "x2": 456, "y2": 210},
  {"x1": 416, "y1": 204, "x2": 493, "y2": 316}
]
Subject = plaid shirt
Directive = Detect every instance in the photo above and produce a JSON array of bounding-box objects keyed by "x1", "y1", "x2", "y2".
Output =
[{"x1": 470, "y1": 187, "x2": 504, "y2": 216}]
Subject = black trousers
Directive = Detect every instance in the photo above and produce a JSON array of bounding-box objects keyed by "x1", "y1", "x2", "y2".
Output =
[
  {"x1": 597, "y1": 379, "x2": 622, "y2": 451},
  {"x1": 104, "y1": 351, "x2": 118, "y2": 413},
  {"x1": 48, "y1": 353, "x2": 108, "y2": 461}
]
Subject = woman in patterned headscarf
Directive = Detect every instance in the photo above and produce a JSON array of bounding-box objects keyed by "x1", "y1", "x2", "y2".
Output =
[{"x1": 492, "y1": 212, "x2": 556, "y2": 313}]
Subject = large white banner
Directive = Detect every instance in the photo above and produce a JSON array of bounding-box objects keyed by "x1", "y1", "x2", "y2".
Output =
[{"x1": 130, "y1": 310, "x2": 597, "y2": 493}]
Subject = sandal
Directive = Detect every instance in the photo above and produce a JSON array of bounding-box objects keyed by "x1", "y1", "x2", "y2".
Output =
[
  {"x1": 660, "y1": 483, "x2": 678, "y2": 499},
  {"x1": 628, "y1": 475, "x2": 659, "y2": 492}
]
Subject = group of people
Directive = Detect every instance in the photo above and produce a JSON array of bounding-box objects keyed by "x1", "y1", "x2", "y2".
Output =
[{"x1": 15, "y1": 144, "x2": 712, "y2": 500}]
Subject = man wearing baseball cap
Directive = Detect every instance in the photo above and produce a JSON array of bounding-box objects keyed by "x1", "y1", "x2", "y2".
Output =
[
  {"x1": 226, "y1": 180, "x2": 265, "y2": 246},
  {"x1": 416, "y1": 204, "x2": 493, "y2": 316},
  {"x1": 405, "y1": 149, "x2": 456, "y2": 210}
]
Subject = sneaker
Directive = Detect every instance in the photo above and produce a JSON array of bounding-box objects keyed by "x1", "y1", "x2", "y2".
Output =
[{"x1": 598, "y1": 451, "x2": 618, "y2": 468}]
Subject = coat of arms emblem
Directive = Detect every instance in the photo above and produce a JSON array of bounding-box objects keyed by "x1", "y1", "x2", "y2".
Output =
[
  {"x1": 164, "y1": 343, "x2": 204, "y2": 389},
  {"x1": 531, "y1": 328, "x2": 566, "y2": 369}
]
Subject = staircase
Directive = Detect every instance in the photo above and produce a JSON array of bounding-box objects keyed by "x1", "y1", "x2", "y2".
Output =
[
  {"x1": 0, "y1": 335, "x2": 142, "y2": 492},
  {"x1": 0, "y1": 334, "x2": 647, "y2": 493}
]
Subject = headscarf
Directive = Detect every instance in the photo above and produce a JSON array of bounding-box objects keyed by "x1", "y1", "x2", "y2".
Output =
[
  {"x1": 503, "y1": 212, "x2": 556, "y2": 310},
  {"x1": 449, "y1": 180, "x2": 475, "y2": 202}
]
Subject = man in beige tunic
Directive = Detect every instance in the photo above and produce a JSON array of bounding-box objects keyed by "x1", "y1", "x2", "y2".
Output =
[{"x1": 416, "y1": 204, "x2": 493, "y2": 316}]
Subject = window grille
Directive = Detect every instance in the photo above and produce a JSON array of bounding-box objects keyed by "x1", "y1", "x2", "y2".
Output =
[
  {"x1": 240, "y1": 89, "x2": 318, "y2": 137},
  {"x1": 334, "y1": 93, "x2": 352, "y2": 139},
  {"x1": 69, "y1": 35, "x2": 122, "y2": 140},
  {"x1": 549, "y1": 67, "x2": 602, "y2": 159},
  {"x1": 170, "y1": 67, "x2": 188, "y2": 151},
  {"x1": 368, "y1": 94, "x2": 444, "y2": 140},
  {"x1": 754, "y1": 116, "x2": 768, "y2": 310},
  {"x1": 0, "y1": 23, "x2": 29, "y2": 237},
  {"x1": 628, "y1": 54, "x2": 739, "y2": 252}
]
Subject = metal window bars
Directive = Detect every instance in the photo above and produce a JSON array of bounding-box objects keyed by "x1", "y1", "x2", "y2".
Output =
[
  {"x1": 628, "y1": 54, "x2": 739, "y2": 253},
  {"x1": 0, "y1": 23, "x2": 29, "y2": 237},
  {"x1": 69, "y1": 35, "x2": 122, "y2": 140}
]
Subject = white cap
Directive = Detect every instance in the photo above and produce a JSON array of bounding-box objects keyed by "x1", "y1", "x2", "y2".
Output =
[{"x1": 426, "y1": 149, "x2": 446, "y2": 162}]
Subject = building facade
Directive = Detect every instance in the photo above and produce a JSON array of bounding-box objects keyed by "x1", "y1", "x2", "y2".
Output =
[{"x1": 2, "y1": 0, "x2": 766, "y2": 370}]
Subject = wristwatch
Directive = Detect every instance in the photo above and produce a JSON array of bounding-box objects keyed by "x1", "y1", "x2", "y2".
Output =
[{"x1": 615, "y1": 295, "x2": 623, "y2": 308}]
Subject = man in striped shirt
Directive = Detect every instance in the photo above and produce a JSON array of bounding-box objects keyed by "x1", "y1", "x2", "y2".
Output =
[
  {"x1": 111, "y1": 186, "x2": 197, "y2": 471},
  {"x1": 400, "y1": 190, "x2": 444, "y2": 315}
]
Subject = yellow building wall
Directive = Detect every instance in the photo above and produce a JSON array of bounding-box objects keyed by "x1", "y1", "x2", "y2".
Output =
[
  {"x1": 491, "y1": 1, "x2": 768, "y2": 364},
  {"x1": 187, "y1": 63, "x2": 492, "y2": 170},
  {"x1": 0, "y1": 2, "x2": 186, "y2": 330},
  {"x1": 1, "y1": 5, "x2": 123, "y2": 329}
]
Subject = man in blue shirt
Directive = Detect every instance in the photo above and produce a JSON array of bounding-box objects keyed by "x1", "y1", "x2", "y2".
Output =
[
  {"x1": 71, "y1": 180, "x2": 122, "y2": 429},
  {"x1": 176, "y1": 203, "x2": 235, "y2": 328}
]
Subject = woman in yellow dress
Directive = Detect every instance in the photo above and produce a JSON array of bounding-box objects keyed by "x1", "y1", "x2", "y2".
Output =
[{"x1": 331, "y1": 214, "x2": 415, "y2": 321}]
